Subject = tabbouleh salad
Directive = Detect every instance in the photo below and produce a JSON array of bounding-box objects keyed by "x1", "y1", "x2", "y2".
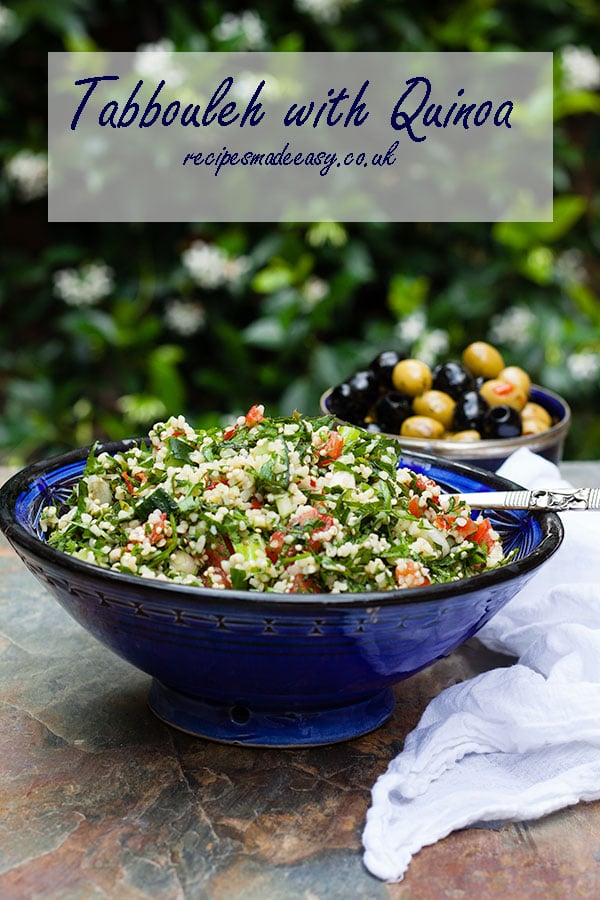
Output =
[{"x1": 41, "y1": 406, "x2": 508, "y2": 594}]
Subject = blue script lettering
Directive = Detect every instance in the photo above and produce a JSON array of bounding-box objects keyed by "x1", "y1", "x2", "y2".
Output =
[
  {"x1": 71, "y1": 76, "x2": 120, "y2": 130},
  {"x1": 284, "y1": 80, "x2": 370, "y2": 128},
  {"x1": 390, "y1": 77, "x2": 513, "y2": 141},
  {"x1": 70, "y1": 75, "x2": 266, "y2": 130}
]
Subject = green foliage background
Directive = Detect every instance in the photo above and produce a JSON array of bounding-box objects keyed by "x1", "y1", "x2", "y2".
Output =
[{"x1": 1, "y1": 0, "x2": 599, "y2": 463}]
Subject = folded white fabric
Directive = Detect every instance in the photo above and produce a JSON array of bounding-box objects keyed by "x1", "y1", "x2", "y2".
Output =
[{"x1": 363, "y1": 448, "x2": 600, "y2": 882}]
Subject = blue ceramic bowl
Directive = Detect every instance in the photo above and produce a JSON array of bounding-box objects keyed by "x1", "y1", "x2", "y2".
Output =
[
  {"x1": 0, "y1": 442, "x2": 563, "y2": 747},
  {"x1": 321, "y1": 385, "x2": 571, "y2": 471}
]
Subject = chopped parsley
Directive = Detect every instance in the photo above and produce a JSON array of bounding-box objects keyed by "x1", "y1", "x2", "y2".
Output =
[{"x1": 40, "y1": 406, "x2": 509, "y2": 594}]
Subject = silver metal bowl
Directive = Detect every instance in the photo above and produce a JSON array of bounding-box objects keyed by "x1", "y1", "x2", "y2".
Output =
[{"x1": 320, "y1": 384, "x2": 571, "y2": 471}]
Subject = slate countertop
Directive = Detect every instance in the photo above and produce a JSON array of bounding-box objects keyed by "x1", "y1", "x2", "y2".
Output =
[{"x1": 1, "y1": 461, "x2": 599, "y2": 899}]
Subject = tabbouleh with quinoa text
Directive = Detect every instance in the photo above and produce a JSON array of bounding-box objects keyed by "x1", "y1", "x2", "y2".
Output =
[{"x1": 41, "y1": 406, "x2": 508, "y2": 594}]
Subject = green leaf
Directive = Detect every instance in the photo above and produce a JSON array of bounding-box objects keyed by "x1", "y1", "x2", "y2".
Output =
[
  {"x1": 493, "y1": 195, "x2": 587, "y2": 249},
  {"x1": 519, "y1": 246, "x2": 554, "y2": 285},
  {"x1": 148, "y1": 345, "x2": 185, "y2": 412},
  {"x1": 230, "y1": 568, "x2": 248, "y2": 590},
  {"x1": 243, "y1": 318, "x2": 287, "y2": 350},
  {"x1": 387, "y1": 274, "x2": 430, "y2": 319},
  {"x1": 555, "y1": 91, "x2": 600, "y2": 119},
  {"x1": 135, "y1": 488, "x2": 178, "y2": 521},
  {"x1": 167, "y1": 437, "x2": 195, "y2": 463},
  {"x1": 252, "y1": 264, "x2": 294, "y2": 294}
]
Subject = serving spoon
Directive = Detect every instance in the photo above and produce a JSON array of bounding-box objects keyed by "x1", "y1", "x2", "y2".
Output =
[{"x1": 448, "y1": 487, "x2": 600, "y2": 512}]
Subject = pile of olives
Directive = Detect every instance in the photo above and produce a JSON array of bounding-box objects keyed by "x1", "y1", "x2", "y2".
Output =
[{"x1": 327, "y1": 341, "x2": 554, "y2": 442}]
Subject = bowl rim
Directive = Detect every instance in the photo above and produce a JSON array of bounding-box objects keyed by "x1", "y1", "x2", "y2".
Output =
[
  {"x1": 320, "y1": 383, "x2": 571, "y2": 459},
  {"x1": 0, "y1": 440, "x2": 564, "y2": 610}
]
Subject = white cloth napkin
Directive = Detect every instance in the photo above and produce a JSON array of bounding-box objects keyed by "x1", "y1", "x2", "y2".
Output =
[{"x1": 363, "y1": 448, "x2": 600, "y2": 882}]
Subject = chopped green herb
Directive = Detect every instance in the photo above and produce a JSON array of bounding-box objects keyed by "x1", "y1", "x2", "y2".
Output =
[{"x1": 41, "y1": 408, "x2": 510, "y2": 594}]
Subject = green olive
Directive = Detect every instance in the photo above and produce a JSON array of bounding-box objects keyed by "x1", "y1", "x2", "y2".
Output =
[
  {"x1": 413, "y1": 390, "x2": 456, "y2": 429},
  {"x1": 400, "y1": 415, "x2": 445, "y2": 439},
  {"x1": 479, "y1": 379, "x2": 527, "y2": 411},
  {"x1": 522, "y1": 401, "x2": 552, "y2": 430},
  {"x1": 499, "y1": 366, "x2": 531, "y2": 398},
  {"x1": 462, "y1": 341, "x2": 505, "y2": 379},
  {"x1": 392, "y1": 359, "x2": 433, "y2": 397},
  {"x1": 448, "y1": 430, "x2": 482, "y2": 442},
  {"x1": 521, "y1": 418, "x2": 548, "y2": 436}
]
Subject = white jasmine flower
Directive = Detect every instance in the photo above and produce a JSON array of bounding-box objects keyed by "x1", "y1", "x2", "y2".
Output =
[
  {"x1": 294, "y1": 0, "x2": 359, "y2": 25},
  {"x1": 182, "y1": 240, "x2": 248, "y2": 289},
  {"x1": 394, "y1": 310, "x2": 426, "y2": 345},
  {"x1": 182, "y1": 240, "x2": 228, "y2": 289},
  {"x1": 567, "y1": 350, "x2": 600, "y2": 383},
  {"x1": 213, "y1": 11, "x2": 266, "y2": 49},
  {"x1": 4, "y1": 150, "x2": 48, "y2": 200},
  {"x1": 302, "y1": 277, "x2": 328, "y2": 307},
  {"x1": 0, "y1": 3, "x2": 17, "y2": 41},
  {"x1": 416, "y1": 329, "x2": 449, "y2": 367},
  {"x1": 53, "y1": 262, "x2": 114, "y2": 307},
  {"x1": 561, "y1": 46, "x2": 600, "y2": 91},
  {"x1": 165, "y1": 300, "x2": 206, "y2": 336},
  {"x1": 223, "y1": 255, "x2": 250, "y2": 283},
  {"x1": 556, "y1": 248, "x2": 587, "y2": 283},
  {"x1": 134, "y1": 38, "x2": 184, "y2": 86},
  {"x1": 489, "y1": 306, "x2": 536, "y2": 348}
]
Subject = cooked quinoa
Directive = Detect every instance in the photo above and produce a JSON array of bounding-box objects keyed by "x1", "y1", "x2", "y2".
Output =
[{"x1": 41, "y1": 406, "x2": 508, "y2": 593}]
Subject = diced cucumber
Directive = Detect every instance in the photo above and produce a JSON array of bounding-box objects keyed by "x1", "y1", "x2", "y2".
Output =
[{"x1": 275, "y1": 493, "x2": 295, "y2": 518}]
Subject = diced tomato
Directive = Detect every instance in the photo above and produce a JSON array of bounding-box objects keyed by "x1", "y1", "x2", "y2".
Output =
[
  {"x1": 245, "y1": 404, "x2": 265, "y2": 428},
  {"x1": 223, "y1": 405, "x2": 264, "y2": 440},
  {"x1": 434, "y1": 513, "x2": 454, "y2": 531},
  {"x1": 316, "y1": 430, "x2": 344, "y2": 465},
  {"x1": 148, "y1": 512, "x2": 168, "y2": 545},
  {"x1": 122, "y1": 472, "x2": 136, "y2": 495},
  {"x1": 204, "y1": 534, "x2": 234, "y2": 567},
  {"x1": 395, "y1": 559, "x2": 431, "y2": 588},
  {"x1": 454, "y1": 517, "x2": 479, "y2": 539},
  {"x1": 434, "y1": 512, "x2": 478, "y2": 539},
  {"x1": 408, "y1": 496, "x2": 424, "y2": 517},
  {"x1": 201, "y1": 565, "x2": 232, "y2": 589},
  {"x1": 308, "y1": 515, "x2": 335, "y2": 550},
  {"x1": 292, "y1": 507, "x2": 332, "y2": 528},
  {"x1": 415, "y1": 475, "x2": 437, "y2": 492},
  {"x1": 250, "y1": 497, "x2": 262, "y2": 509},
  {"x1": 171, "y1": 428, "x2": 186, "y2": 437},
  {"x1": 472, "y1": 518, "x2": 495, "y2": 551},
  {"x1": 133, "y1": 471, "x2": 148, "y2": 484},
  {"x1": 288, "y1": 573, "x2": 320, "y2": 594},
  {"x1": 266, "y1": 530, "x2": 286, "y2": 563},
  {"x1": 290, "y1": 507, "x2": 336, "y2": 550},
  {"x1": 206, "y1": 475, "x2": 227, "y2": 490}
]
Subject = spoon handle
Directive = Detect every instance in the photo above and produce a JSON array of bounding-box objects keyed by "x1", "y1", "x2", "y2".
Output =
[{"x1": 452, "y1": 487, "x2": 600, "y2": 511}]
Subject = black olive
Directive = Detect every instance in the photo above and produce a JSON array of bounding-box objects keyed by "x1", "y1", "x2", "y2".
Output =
[
  {"x1": 328, "y1": 371, "x2": 378, "y2": 422},
  {"x1": 369, "y1": 350, "x2": 407, "y2": 388},
  {"x1": 432, "y1": 361, "x2": 475, "y2": 399},
  {"x1": 375, "y1": 391, "x2": 412, "y2": 433},
  {"x1": 346, "y1": 370, "x2": 379, "y2": 410},
  {"x1": 327, "y1": 382, "x2": 365, "y2": 424},
  {"x1": 453, "y1": 390, "x2": 489, "y2": 431},
  {"x1": 481, "y1": 405, "x2": 523, "y2": 439}
]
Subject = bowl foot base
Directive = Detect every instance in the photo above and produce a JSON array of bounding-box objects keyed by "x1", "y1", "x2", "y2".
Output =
[{"x1": 148, "y1": 680, "x2": 395, "y2": 747}]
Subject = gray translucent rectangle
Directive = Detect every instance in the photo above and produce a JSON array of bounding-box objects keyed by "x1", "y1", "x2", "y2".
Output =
[{"x1": 48, "y1": 51, "x2": 553, "y2": 222}]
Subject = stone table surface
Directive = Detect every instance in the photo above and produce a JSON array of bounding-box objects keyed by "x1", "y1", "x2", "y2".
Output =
[{"x1": 1, "y1": 461, "x2": 600, "y2": 899}]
